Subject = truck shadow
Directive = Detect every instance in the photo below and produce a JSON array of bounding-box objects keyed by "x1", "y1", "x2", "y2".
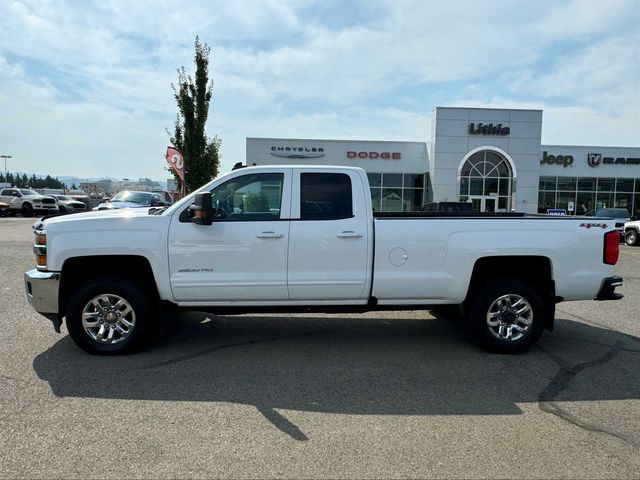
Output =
[{"x1": 33, "y1": 313, "x2": 640, "y2": 441}]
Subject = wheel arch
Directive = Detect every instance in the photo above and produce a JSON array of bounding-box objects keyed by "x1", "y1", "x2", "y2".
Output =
[
  {"x1": 59, "y1": 255, "x2": 159, "y2": 318},
  {"x1": 464, "y1": 255, "x2": 557, "y2": 331}
]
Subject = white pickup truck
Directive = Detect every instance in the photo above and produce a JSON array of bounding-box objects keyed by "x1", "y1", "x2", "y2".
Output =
[
  {"x1": 24, "y1": 166, "x2": 623, "y2": 355},
  {"x1": 0, "y1": 187, "x2": 59, "y2": 217}
]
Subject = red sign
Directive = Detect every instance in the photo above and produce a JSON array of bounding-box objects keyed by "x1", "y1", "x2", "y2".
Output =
[
  {"x1": 165, "y1": 146, "x2": 185, "y2": 182},
  {"x1": 347, "y1": 151, "x2": 401, "y2": 160}
]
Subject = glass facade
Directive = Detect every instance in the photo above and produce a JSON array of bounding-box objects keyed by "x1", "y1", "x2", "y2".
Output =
[
  {"x1": 538, "y1": 176, "x2": 640, "y2": 216},
  {"x1": 458, "y1": 150, "x2": 513, "y2": 212},
  {"x1": 368, "y1": 173, "x2": 429, "y2": 212}
]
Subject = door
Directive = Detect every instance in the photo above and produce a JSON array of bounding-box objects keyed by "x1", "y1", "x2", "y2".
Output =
[
  {"x1": 288, "y1": 171, "x2": 370, "y2": 301},
  {"x1": 168, "y1": 171, "x2": 291, "y2": 303},
  {"x1": 469, "y1": 196, "x2": 496, "y2": 212}
]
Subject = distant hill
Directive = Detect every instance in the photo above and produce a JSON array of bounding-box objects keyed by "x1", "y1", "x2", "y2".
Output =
[{"x1": 59, "y1": 176, "x2": 168, "y2": 190}]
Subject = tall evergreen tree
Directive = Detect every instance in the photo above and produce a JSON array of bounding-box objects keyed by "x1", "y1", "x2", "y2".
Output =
[{"x1": 168, "y1": 36, "x2": 221, "y2": 193}]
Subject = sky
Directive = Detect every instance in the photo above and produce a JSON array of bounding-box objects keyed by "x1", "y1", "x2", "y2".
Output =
[{"x1": 0, "y1": 0, "x2": 638, "y2": 182}]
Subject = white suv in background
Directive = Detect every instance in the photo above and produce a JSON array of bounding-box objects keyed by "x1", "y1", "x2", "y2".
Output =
[
  {"x1": 0, "y1": 188, "x2": 59, "y2": 217},
  {"x1": 623, "y1": 219, "x2": 640, "y2": 246}
]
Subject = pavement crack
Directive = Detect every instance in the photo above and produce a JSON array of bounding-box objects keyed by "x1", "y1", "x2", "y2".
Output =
[
  {"x1": 536, "y1": 341, "x2": 637, "y2": 447},
  {"x1": 555, "y1": 307, "x2": 640, "y2": 345},
  {"x1": 136, "y1": 331, "x2": 320, "y2": 370}
]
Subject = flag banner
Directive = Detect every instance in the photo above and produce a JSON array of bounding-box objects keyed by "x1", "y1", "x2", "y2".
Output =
[{"x1": 165, "y1": 147, "x2": 185, "y2": 182}]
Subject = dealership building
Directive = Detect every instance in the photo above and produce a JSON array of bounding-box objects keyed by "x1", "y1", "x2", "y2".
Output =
[{"x1": 246, "y1": 107, "x2": 640, "y2": 215}]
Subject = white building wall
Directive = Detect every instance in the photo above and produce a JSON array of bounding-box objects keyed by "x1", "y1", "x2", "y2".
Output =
[
  {"x1": 244, "y1": 107, "x2": 639, "y2": 214},
  {"x1": 430, "y1": 107, "x2": 543, "y2": 213},
  {"x1": 540, "y1": 145, "x2": 640, "y2": 178},
  {"x1": 247, "y1": 138, "x2": 428, "y2": 174}
]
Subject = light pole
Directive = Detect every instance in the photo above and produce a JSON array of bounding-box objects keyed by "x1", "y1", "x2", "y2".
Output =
[{"x1": 1, "y1": 155, "x2": 12, "y2": 177}]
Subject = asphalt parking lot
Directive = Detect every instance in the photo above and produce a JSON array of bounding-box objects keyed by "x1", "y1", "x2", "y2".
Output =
[{"x1": 1, "y1": 217, "x2": 638, "y2": 479}]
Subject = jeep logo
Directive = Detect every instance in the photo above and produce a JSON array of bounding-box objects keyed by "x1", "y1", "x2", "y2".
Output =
[{"x1": 541, "y1": 151, "x2": 573, "y2": 167}]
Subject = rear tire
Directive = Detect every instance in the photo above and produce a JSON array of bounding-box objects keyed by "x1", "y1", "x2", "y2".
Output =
[
  {"x1": 65, "y1": 276, "x2": 156, "y2": 355},
  {"x1": 468, "y1": 277, "x2": 545, "y2": 353},
  {"x1": 624, "y1": 230, "x2": 639, "y2": 246}
]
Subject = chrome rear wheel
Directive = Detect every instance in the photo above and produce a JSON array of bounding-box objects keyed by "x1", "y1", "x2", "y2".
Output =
[{"x1": 486, "y1": 294, "x2": 533, "y2": 342}]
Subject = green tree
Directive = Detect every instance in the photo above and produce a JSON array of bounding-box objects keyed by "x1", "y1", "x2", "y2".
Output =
[
  {"x1": 168, "y1": 36, "x2": 221, "y2": 193},
  {"x1": 244, "y1": 192, "x2": 270, "y2": 212}
]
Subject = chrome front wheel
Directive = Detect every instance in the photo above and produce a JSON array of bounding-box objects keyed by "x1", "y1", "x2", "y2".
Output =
[
  {"x1": 81, "y1": 294, "x2": 136, "y2": 345},
  {"x1": 66, "y1": 276, "x2": 154, "y2": 355}
]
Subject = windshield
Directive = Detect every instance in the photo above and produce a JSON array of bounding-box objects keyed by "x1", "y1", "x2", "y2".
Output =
[
  {"x1": 55, "y1": 195, "x2": 72, "y2": 201},
  {"x1": 110, "y1": 191, "x2": 153, "y2": 205},
  {"x1": 595, "y1": 209, "x2": 630, "y2": 218},
  {"x1": 20, "y1": 189, "x2": 38, "y2": 196}
]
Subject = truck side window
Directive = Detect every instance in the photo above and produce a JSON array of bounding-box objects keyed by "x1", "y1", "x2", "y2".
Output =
[
  {"x1": 300, "y1": 173, "x2": 353, "y2": 220},
  {"x1": 208, "y1": 173, "x2": 284, "y2": 221}
]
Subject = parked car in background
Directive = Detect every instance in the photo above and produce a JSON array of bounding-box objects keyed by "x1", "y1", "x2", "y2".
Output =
[
  {"x1": 422, "y1": 201, "x2": 474, "y2": 213},
  {"x1": 152, "y1": 190, "x2": 174, "y2": 205},
  {"x1": 623, "y1": 219, "x2": 640, "y2": 246},
  {"x1": 593, "y1": 208, "x2": 631, "y2": 238},
  {"x1": 92, "y1": 191, "x2": 169, "y2": 211},
  {"x1": 51, "y1": 195, "x2": 86, "y2": 214},
  {"x1": 0, "y1": 188, "x2": 58, "y2": 217}
]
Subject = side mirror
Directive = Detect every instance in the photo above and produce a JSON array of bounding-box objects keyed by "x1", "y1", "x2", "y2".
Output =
[{"x1": 189, "y1": 192, "x2": 213, "y2": 226}]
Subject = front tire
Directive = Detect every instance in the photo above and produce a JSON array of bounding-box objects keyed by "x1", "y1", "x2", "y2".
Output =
[
  {"x1": 468, "y1": 277, "x2": 545, "y2": 353},
  {"x1": 66, "y1": 276, "x2": 155, "y2": 355},
  {"x1": 625, "y1": 230, "x2": 639, "y2": 246},
  {"x1": 21, "y1": 203, "x2": 33, "y2": 217}
]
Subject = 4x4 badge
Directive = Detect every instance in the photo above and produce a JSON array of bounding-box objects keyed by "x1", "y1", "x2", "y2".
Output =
[{"x1": 580, "y1": 223, "x2": 607, "y2": 229}]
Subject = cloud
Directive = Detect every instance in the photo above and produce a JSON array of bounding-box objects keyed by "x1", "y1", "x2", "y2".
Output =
[{"x1": 0, "y1": 0, "x2": 637, "y2": 180}]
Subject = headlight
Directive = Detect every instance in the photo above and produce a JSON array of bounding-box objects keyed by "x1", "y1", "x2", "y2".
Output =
[{"x1": 34, "y1": 231, "x2": 47, "y2": 269}]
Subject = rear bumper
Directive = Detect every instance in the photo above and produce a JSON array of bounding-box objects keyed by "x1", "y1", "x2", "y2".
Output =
[
  {"x1": 594, "y1": 276, "x2": 624, "y2": 301},
  {"x1": 24, "y1": 269, "x2": 62, "y2": 331}
]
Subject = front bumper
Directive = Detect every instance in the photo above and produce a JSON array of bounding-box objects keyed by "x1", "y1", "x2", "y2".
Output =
[
  {"x1": 24, "y1": 269, "x2": 62, "y2": 331},
  {"x1": 35, "y1": 206, "x2": 59, "y2": 214},
  {"x1": 594, "y1": 276, "x2": 624, "y2": 301}
]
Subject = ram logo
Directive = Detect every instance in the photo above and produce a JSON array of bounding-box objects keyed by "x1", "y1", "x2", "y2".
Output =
[{"x1": 587, "y1": 153, "x2": 602, "y2": 167}]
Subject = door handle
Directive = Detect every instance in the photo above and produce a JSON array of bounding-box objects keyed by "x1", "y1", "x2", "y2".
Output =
[
  {"x1": 256, "y1": 231, "x2": 285, "y2": 239},
  {"x1": 336, "y1": 231, "x2": 364, "y2": 238}
]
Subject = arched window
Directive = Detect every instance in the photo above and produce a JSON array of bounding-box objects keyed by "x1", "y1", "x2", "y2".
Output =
[{"x1": 459, "y1": 150, "x2": 513, "y2": 212}]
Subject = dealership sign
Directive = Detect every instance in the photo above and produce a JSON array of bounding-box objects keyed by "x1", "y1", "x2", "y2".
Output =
[
  {"x1": 270, "y1": 146, "x2": 325, "y2": 159},
  {"x1": 587, "y1": 153, "x2": 640, "y2": 167},
  {"x1": 540, "y1": 151, "x2": 573, "y2": 167},
  {"x1": 347, "y1": 151, "x2": 401, "y2": 160},
  {"x1": 468, "y1": 123, "x2": 510, "y2": 136}
]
